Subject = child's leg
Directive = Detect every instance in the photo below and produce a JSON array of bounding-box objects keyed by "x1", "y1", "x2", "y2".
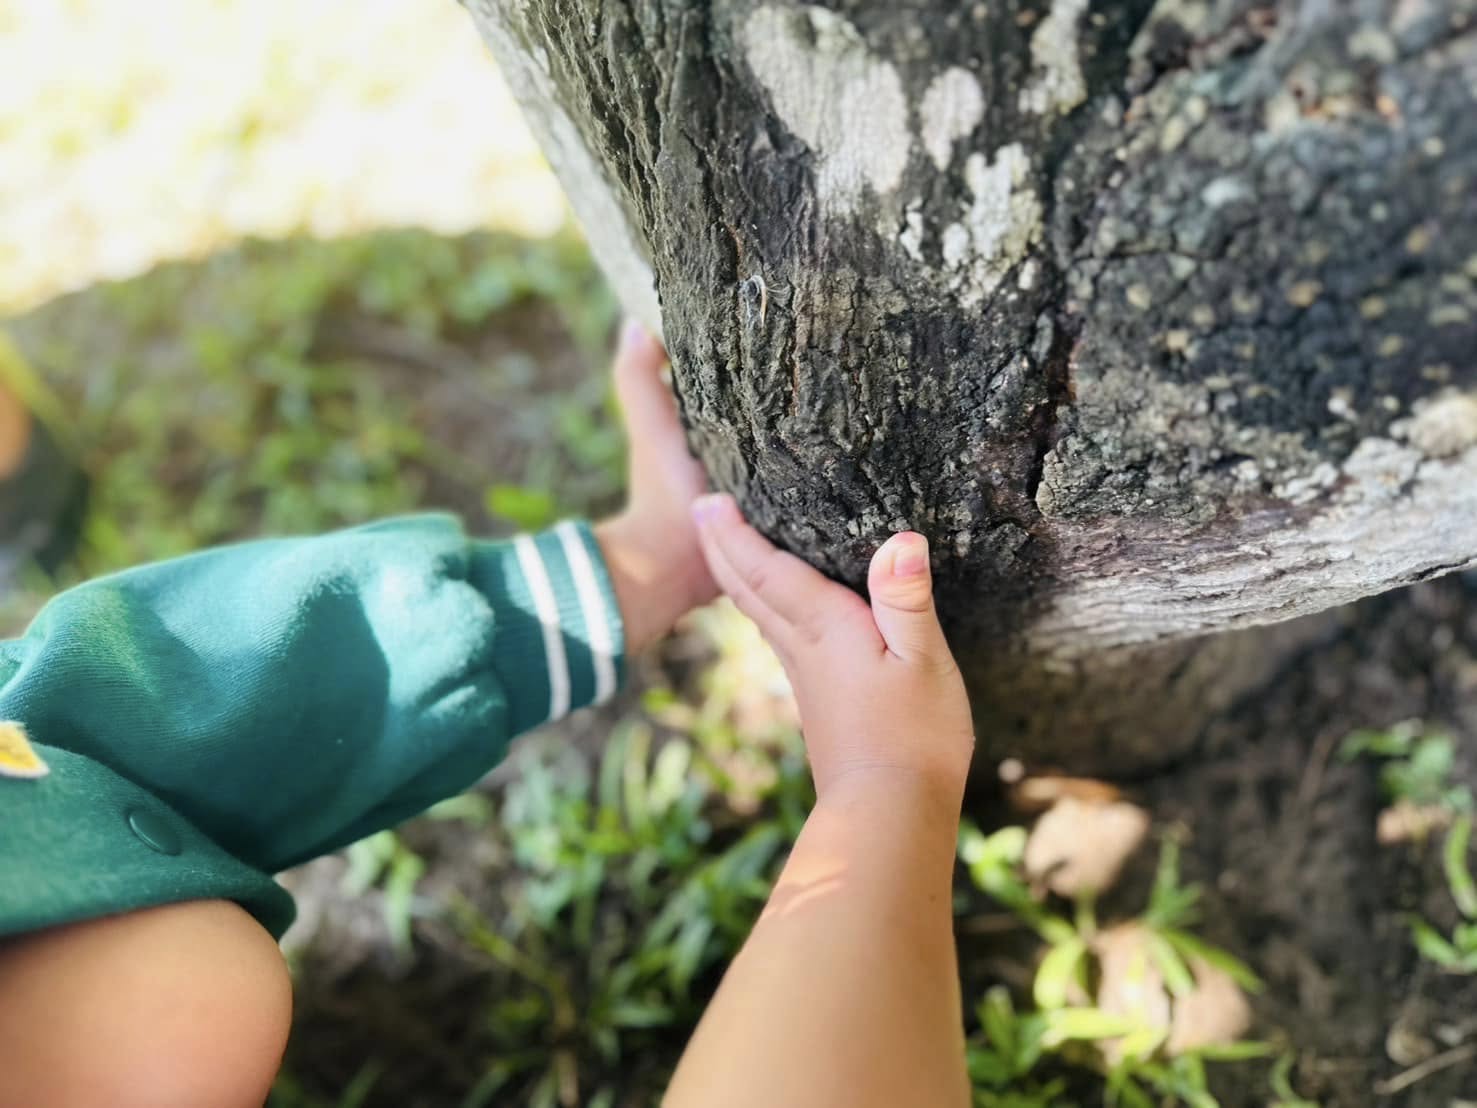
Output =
[{"x1": 0, "y1": 899, "x2": 292, "y2": 1108}]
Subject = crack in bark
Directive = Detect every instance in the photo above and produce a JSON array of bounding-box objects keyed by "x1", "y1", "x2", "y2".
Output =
[{"x1": 1025, "y1": 310, "x2": 1078, "y2": 512}]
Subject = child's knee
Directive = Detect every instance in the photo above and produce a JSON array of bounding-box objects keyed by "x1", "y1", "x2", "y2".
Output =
[{"x1": 0, "y1": 898, "x2": 292, "y2": 1108}]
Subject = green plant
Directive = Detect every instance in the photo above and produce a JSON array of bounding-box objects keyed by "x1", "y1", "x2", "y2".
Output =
[
  {"x1": 4, "y1": 228, "x2": 620, "y2": 597},
  {"x1": 486, "y1": 483, "x2": 558, "y2": 531},
  {"x1": 446, "y1": 725, "x2": 810, "y2": 1107},
  {"x1": 342, "y1": 830, "x2": 426, "y2": 955},
  {"x1": 967, "y1": 985, "x2": 1070, "y2": 1107},
  {"x1": 1408, "y1": 814, "x2": 1477, "y2": 973},
  {"x1": 270, "y1": 1062, "x2": 384, "y2": 1108},
  {"x1": 1140, "y1": 837, "x2": 1264, "y2": 997},
  {"x1": 1339, "y1": 721, "x2": 1473, "y2": 813},
  {"x1": 276, "y1": 713, "x2": 808, "y2": 1108},
  {"x1": 1342, "y1": 722, "x2": 1477, "y2": 975},
  {"x1": 958, "y1": 824, "x2": 1268, "y2": 1108},
  {"x1": 1267, "y1": 1052, "x2": 1319, "y2": 1107},
  {"x1": 339, "y1": 795, "x2": 492, "y2": 954}
]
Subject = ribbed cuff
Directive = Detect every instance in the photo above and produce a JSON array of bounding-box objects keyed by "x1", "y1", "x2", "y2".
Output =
[{"x1": 468, "y1": 520, "x2": 627, "y2": 736}]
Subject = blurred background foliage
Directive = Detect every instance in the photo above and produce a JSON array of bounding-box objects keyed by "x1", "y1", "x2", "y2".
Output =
[
  {"x1": 8, "y1": 229, "x2": 623, "y2": 577},
  {"x1": 0, "y1": 2, "x2": 1298, "y2": 1104}
]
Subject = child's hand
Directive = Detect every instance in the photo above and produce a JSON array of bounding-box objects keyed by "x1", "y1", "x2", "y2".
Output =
[
  {"x1": 595, "y1": 322, "x2": 717, "y2": 654},
  {"x1": 691, "y1": 494, "x2": 974, "y2": 799}
]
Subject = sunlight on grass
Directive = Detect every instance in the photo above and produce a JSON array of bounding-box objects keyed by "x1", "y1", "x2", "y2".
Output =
[{"x1": 0, "y1": 0, "x2": 566, "y2": 314}]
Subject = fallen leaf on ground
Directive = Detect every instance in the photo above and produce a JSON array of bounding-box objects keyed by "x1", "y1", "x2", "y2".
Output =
[
  {"x1": 1168, "y1": 956, "x2": 1253, "y2": 1053},
  {"x1": 1093, "y1": 922, "x2": 1254, "y2": 1061},
  {"x1": 1093, "y1": 922, "x2": 1171, "y2": 1062},
  {"x1": 1377, "y1": 799, "x2": 1454, "y2": 844},
  {"x1": 1011, "y1": 772, "x2": 1124, "y2": 812},
  {"x1": 1024, "y1": 796, "x2": 1151, "y2": 897}
]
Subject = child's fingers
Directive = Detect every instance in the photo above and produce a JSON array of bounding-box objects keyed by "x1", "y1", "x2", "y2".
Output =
[
  {"x1": 612, "y1": 321, "x2": 686, "y2": 454},
  {"x1": 866, "y1": 532, "x2": 953, "y2": 666},
  {"x1": 692, "y1": 494, "x2": 862, "y2": 649},
  {"x1": 693, "y1": 511, "x2": 793, "y2": 652}
]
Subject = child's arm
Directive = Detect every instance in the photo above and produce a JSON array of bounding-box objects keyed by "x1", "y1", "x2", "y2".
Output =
[
  {"x1": 0, "y1": 325, "x2": 713, "y2": 1108},
  {"x1": 594, "y1": 325, "x2": 714, "y2": 655},
  {"x1": 0, "y1": 324, "x2": 711, "y2": 940},
  {"x1": 665, "y1": 496, "x2": 974, "y2": 1108}
]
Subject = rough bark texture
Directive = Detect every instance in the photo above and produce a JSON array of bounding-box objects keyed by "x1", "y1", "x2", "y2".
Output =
[{"x1": 464, "y1": 0, "x2": 1477, "y2": 767}]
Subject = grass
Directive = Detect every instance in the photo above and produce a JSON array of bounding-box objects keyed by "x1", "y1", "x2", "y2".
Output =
[
  {"x1": 274, "y1": 719, "x2": 812, "y2": 1108},
  {"x1": 3, "y1": 227, "x2": 620, "y2": 608},
  {"x1": 450, "y1": 726, "x2": 809, "y2": 1106},
  {"x1": 1407, "y1": 814, "x2": 1477, "y2": 973}
]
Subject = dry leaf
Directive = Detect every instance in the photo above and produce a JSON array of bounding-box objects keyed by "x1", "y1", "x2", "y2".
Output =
[
  {"x1": 1012, "y1": 773, "x2": 1124, "y2": 812},
  {"x1": 1093, "y1": 923, "x2": 1253, "y2": 1061},
  {"x1": 1377, "y1": 799, "x2": 1454, "y2": 844},
  {"x1": 1024, "y1": 797, "x2": 1151, "y2": 897},
  {"x1": 1094, "y1": 923, "x2": 1172, "y2": 1062},
  {"x1": 1168, "y1": 956, "x2": 1253, "y2": 1053}
]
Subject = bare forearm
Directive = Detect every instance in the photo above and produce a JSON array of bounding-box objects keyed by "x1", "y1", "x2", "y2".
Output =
[
  {"x1": 666, "y1": 772, "x2": 969, "y2": 1108},
  {"x1": 595, "y1": 515, "x2": 707, "y2": 656}
]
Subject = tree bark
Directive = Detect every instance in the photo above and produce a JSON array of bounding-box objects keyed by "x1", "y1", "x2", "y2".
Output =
[{"x1": 462, "y1": 0, "x2": 1477, "y2": 768}]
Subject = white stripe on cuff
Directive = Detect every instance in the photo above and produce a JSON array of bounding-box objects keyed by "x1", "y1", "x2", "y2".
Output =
[
  {"x1": 556, "y1": 521, "x2": 618, "y2": 705},
  {"x1": 514, "y1": 534, "x2": 571, "y2": 722}
]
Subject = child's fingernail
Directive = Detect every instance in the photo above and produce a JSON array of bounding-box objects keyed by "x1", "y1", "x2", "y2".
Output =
[
  {"x1": 891, "y1": 534, "x2": 929, "y2": 577},
  {"x1": 620, "y1": 319, "x2": 647, "y2": 351},
  {"x1": 691, "y1": 494, "x2": 726, "y2": 525}
]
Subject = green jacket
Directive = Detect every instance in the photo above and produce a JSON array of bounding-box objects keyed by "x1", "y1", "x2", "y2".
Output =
[{"x1": 0, "y1": 515, "x2": 625, "y2": 939}]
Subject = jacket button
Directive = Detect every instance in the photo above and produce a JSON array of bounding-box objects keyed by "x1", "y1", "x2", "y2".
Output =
[{"x1": 127, "y1": 809, "x2": 182, "y2": 856}]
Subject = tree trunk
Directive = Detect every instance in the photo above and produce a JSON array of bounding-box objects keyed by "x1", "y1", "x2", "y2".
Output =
[{"x1": 462, "y1": 0, "x2": 1477, "y2": 769}]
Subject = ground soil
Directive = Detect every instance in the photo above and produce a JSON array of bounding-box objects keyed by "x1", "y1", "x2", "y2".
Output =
[{"x1": 1135, "y1": 574, "x2": 1477, "y2": 1105}]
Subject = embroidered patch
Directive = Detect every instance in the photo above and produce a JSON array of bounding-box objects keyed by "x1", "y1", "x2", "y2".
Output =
[{"x1": 0, "y1": 720, "x2": 48, "y2": 779}]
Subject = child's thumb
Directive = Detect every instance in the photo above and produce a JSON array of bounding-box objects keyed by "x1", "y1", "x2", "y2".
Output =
[{"x1": 867, "y1": 532, "x2": 951, "y2": 665}]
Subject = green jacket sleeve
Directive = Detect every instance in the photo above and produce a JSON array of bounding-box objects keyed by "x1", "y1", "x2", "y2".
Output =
[{"x1": 0, "y1": 514, "x2": 625, "y2": 938}]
